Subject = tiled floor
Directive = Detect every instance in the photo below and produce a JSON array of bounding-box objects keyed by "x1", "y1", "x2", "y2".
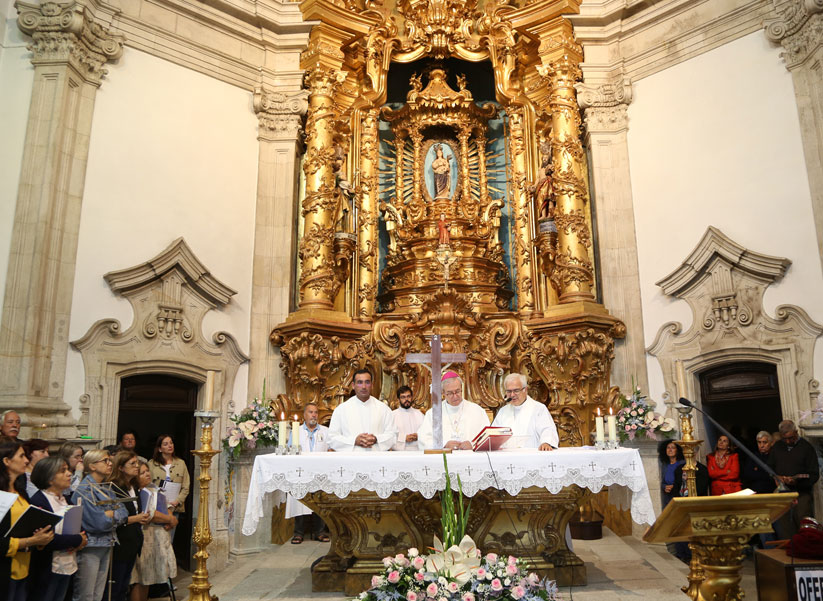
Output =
[{"x1": 173, "y1": 530, "x2": 758, "y2": 600}]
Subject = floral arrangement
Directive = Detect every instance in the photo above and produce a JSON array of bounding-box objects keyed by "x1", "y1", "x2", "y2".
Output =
[
  {"x1": 222, "y1": 381, "x2": 281, "y2": 458},
  {"x1": 615, "y1": 385, "x2": 677, "y2": 441},
  {"x1": 358, "y1": 455, "x2": 559, "y2": 601},
  {"x1": 358, "y1": 537, "x2": 560, "y2": 601}
]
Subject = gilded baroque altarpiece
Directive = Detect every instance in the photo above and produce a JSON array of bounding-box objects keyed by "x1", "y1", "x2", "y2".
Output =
[{"x1": 270, "y1": 0, "x2": 627, "y2": 445}]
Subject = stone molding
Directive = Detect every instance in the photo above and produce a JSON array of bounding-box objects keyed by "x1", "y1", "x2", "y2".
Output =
[
  {"x1": 647, "y1": 226, "x2": 822, "y2": 426},
  {"x1": 253, "y1": 87, "x2": 308, "y2": 141},
  {"x1": 70, "y1": 238, "x2": 249, "y2": 440},
  {"x1": 764, "y1": 0, "x2": 823, "y2": 69},
  {"x1": 16, "y1": 0, "x2": 124, "y2": 84}
]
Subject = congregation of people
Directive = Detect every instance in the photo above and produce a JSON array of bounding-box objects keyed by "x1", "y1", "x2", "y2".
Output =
[
  {"x1": 0, "y1": 410, "x2": 190, "y2": 601},
  {"x1": 658, "y1": 419, "x2": 821, "y2": 562}
]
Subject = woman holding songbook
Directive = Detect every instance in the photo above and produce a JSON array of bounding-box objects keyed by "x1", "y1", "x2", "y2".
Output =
[
  {"x1": 148, "y1": 434, "x2": 190, "y2": 541},
  {"x1": 28, "y1": 456, "x2": 88, "y2": 601},
  {"x1": 130, "y1": 461, "x2": 178, "y2": 601},
  {"x1": 0, "y1": 441, "x2": 55, "y2": 601},
  {"x1": 71, "y1": 448, "x2": 128, "y2": 601},
  {"x1": 105, "y1": 451, "x2": 150, "y2": 601}
]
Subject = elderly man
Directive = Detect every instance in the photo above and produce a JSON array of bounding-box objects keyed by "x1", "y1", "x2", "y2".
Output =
[
  {"x1": 491, "y1": 373, "x2": 559, "y2": 451},
  {"x1": 392, "y1": 386, "x2": 424, "y2": 451},
  {"x1": 1, "y1": 410, "x2": 21, "y2": 441},
  {"x1": 742, "y1": 431, "x2": 776, "y2": 494},
  {"x1": 418, "y1": 371, "x2": 490, "y2": 451},
  {"x1": 287, "y1": 402, "x2": 330, "y2": 543},
  {"x1": 769, "y1": 419, "x2": 820, "y2": 538},
  {"x1": 328, "y1": 368, "x2": 398, "y2": 452}
]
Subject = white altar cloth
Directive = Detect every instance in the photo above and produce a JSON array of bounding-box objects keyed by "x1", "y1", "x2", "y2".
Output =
[{"x1": 241, "y1": 447, "x2": 655, "y2": 535}]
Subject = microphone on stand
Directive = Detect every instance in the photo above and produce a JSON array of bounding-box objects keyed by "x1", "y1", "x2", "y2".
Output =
[{"x1": 678, "y1": 397, "x2": 789, "y2": 493}]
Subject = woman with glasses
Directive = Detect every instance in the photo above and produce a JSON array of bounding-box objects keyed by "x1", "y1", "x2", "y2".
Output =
[
  {"x1": 28, "y1": 456, "x2": 88, "y2": 601},
  {"x1": 148, "y1": 435, "x2": 189, "y2": 542},
  {"x1": 0, "y1": 441, "x2": 55, "y2": 601},
  {"x1": 71, "y1": 449, "x2": 128, "y2": 601},
  {"x1": 104, "y1": 452, "x2": 150, "y2": 601}
]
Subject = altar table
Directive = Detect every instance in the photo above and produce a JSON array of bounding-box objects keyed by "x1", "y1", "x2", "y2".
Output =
[{"x1": 242, "y1": 448, "x2": 655, "y2": 594}]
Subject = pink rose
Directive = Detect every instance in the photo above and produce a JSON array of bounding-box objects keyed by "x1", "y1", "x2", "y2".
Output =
[
  {"x1": 485, "y1": 553, "x2": 498, "y2": 564},
  {"x1": 388, "y1": 571, "x2": 400, "y2": 584},
  {"x1": 475, "y1": 567, "x2": 486, "y2": 578},
  {"x1": 506, "y1": 564, "x2": 518, "y2": 576},
  {"x1": 413, "y1": 556, "x2": 425, "y2": 570},
  {"x1": 447, "y1": 582, "x2": 459, "y2": 593},
  {"x1": 415, "y1": 571, "x2": 425, "y2": 582},
  {"x1": 508, "y1": 556, "x2": 517, "y2": 566},
  {"x1": 383, "y1": 557, "x2": 393, "y2": 567},
  {"x1": 371, "y1": 576, "x2": 382, "y2": 588},
  {"x1": 462, "y1": 594, "x2": 475, "y2": 601},
  {"x1": 407, "y1": 593, "x2": 418, "y2": 601},
  {"x1": 527, "y1": 573, "x2": 540, "y2": 585},
  {"x1": 426, "y1": 583, "x2": 438, "y2": 597},
  {"x1": 490, "y1": 578, "x2": 503, "y2": 591},
  {"x1": 512, "y1": 586, "x2": 526, "y2": 599}
]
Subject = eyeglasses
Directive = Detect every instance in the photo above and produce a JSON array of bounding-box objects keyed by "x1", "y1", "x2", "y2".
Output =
[
  {"x1": 444, "y1": 390, "x2": 462, "y2": 397},
  {"x1": 95, "y1": 458, "x2": 113, "y2": 464},
  {"x1": 505, "y1": 387, "x2": 525, "y2": 395}
]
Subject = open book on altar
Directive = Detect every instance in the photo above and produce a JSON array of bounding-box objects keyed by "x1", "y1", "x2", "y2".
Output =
[{"x1": 471, "y1": 426, "x2": 512, "y2": 452}]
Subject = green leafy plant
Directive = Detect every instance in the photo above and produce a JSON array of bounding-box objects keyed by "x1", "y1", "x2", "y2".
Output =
[{"x1": 440, "y1": 453, "x2": 471, "y2": 549}]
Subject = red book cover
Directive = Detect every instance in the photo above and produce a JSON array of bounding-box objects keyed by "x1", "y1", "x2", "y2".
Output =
[{"x1": 471, "y1": 426, "x2": 512, "y2": 452}]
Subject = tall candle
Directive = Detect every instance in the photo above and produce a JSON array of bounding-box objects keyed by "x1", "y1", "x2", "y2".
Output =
[
  {"x1": 595, "y1": 408, "x2": 605, "y2": 443},
  {"x1": 676, "y1": 361, "x2": 687, "y2": 400},
  {"x1": 278, "y1": 411, "x2": 288, "y2": 447},
  {"x1": 204, "y1": 370, "x2": 215, "y2": 412},
  {"x1": 607, "y1": 407, "x2": 617, "y2": 443},
  {"x1": 292, "y1": 414, "x2": 300, "y2": 447}
]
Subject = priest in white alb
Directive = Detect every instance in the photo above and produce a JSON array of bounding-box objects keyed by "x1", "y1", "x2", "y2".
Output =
[
  {"x1": 392, "y1": 385, "x2": 424, "y2": 451},
  {"x1": 286, "y1": 402, "x2": 330, "y2": 543},
  {"x1": 328, "y1": 368, "x2": 398, "y2": 452},
  {"x1": 492, "y1": 373, "x2": 559, "y2": 450},
  {"x1": 418, "y1": 371, "x2": 490, "y2": 451}
]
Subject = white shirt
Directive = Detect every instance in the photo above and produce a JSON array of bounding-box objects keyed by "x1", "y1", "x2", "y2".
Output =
[
  {"x1": 42, "y1": 490, "x2": 79, "y2": 575},
  {"x1": 417, "y1": 400, "x2": 490, "y2": 451},
  {"x1": 491, "y1": 396, "x2": 559, "y2": 449},
  {"x1": 285, "y1": 423, "x2": 330, "y2": 519},
  {"x1": 392, "y1": 407, "x2": 425, "y2": 451},
  {"x1": 328, "y1": 396, "x2": 398, "y2": 452}
]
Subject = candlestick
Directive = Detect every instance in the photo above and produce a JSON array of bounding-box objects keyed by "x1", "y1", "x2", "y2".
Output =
[
  {"x1": 676, "y1": 360, "x2": 688, "y2": 400},
  {"x1": 278, "y1": 411, "x2": 288, "y2": 447},
  {"x1": 607, "y1": 407, "x2": 617, "y2": 443},
  {"x1": 291, "y1": 414, "x2": 300, "y2": 447},
  {"x1": 595, "y1": 408, "x2": 605, "y2": 444},
  {"x1": 189, "y1": 413, "x2": 220, "y2": 601},
  {"x1": 204, "y1": 370, "x2": 215, "y2": 412}
]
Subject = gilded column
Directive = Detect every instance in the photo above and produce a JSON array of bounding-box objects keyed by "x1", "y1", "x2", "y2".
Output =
[
  {"x1": 249, "y1": 87, "x2": 308, "y2": 395},
  {"x1": 298, "y1": 57, "x2": 347, "y2": 311},
  {"x1": 506, "y1": 104, "x2": 536, "y2": 315},
  {"x1": 357, "y1": 107, "x2": 380, "y2": 320},
  {"x1": 458, "y1": 127, "x2": 471, "y2": 217},
  {"x1": 477, "y1": 130, "x2": 488, "y2": 204},
  {"x1": 537, "y1": 19, "x2": 595, "y2": 303},
  {"x1": 577, "y1": 75, "x2": 649, "y2": 393},
  {"x1": 0, "y1": 0, "x2": 123, "y2": 438},
  {"x1": 411, "y1": 130, "x2": 423, "y2": 211}
]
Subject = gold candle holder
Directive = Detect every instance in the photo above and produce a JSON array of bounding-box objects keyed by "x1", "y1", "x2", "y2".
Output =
[
  {"x1": 189, "y1": 411, "x2": 221, "y2": 601},
  {"x1": 675, "y1": 403, "x2": 704, "y2": 600}
]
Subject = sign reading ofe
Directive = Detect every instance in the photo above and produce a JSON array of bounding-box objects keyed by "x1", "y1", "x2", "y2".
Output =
[{"x1": 797, "y1": 570, "x2": 823, "y2": 601}]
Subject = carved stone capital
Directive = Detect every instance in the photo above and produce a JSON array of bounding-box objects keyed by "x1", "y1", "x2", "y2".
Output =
[
  {"x1": 253, "y1": 88, "x2": 308, "y2": 140},
  {"x1": 16, "y1": 0, "x2": 124, "y2": 84},
  {"x1": 583, "y1": 104, "x2": 630, "y2": 134},
  {"x1": 577, "y1": 77, "x2": 632, "y2": 134},
  {"x1": 764, "y1": 0, "x2": 823, "y2": 69}
]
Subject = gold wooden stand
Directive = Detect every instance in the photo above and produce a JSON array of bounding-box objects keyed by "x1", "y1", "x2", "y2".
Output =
[
  {"x1": 644, "y1": 405, "x2": 796, "y2": 601},
  {"x1": 188, "y1": 412, "x2": 221, "y2": 601}
]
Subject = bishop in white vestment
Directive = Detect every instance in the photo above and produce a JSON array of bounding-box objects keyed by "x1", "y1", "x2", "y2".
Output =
[
  {"x1": 418, "y1": 372, "x2": 490, "y2": 451},
  {"x1": 392, "y1": 385, "x2": 424, "y2": 451},
  {"x1": 328, "y1": 369, "x2": 398, "y2": 452},
  {"x1": 492, "y1": 373, "x2": 558, "y2": 450}
]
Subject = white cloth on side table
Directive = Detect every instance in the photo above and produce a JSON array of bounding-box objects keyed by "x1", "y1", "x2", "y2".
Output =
[
  {"x1": 284, "y1": 423, "x2": 330, "y2": 519},
  {"x1": 328, "y1": 396, "x2": 398, "y2": 452},
  {"x1": 491, "y1": 396, "x2": 559, "y2": 449},
  {"x1": 417, "y1": 400, "x2": 490, "y2": 451},
  {"x1": 392, "y1": 407, "x2": 425, "y2": 451}
]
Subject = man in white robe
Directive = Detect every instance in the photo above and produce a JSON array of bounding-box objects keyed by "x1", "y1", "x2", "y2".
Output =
[
  {"x1": 418, "y1": 371, "x2": 490, "y2": 451},
  {"x1": 286, "y1": 402, "x2": 330, "y2": 543},
  {"x1": 392, "y1": 385, "x2": 424, "y2": 451},
  {"x1": 328, "y1": 368, "x2": 398, "y2": 452},
  {"x1": 492, "y1": 373, "x2": 558, "y2": 450}
]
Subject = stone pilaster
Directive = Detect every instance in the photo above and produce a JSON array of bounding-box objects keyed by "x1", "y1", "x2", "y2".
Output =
[
  {"x1": 765, "y1": 0, "x2": 823, "y2": 273},
  {"x1": 0, "y1": 0, "x2": 124, "y2": 438},
  {"x1": 577, "y1": 75, "x2": 649, "y2": 394},
  {"x1": 249, "y1": 87, "x2": 308, "y2": 400}
]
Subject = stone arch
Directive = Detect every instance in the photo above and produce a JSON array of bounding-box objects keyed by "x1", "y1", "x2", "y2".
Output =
[{"x1": 71, "y1": 238, "x2": 249, "y2": 443}]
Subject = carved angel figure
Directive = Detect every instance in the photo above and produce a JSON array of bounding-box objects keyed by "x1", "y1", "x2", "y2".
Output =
[
  {"x1": 438, "y1": 212, "x2": 451, "y2": 246},
  {"x1": 534, "y1": 138, "x2": 554, "y2": 221}
]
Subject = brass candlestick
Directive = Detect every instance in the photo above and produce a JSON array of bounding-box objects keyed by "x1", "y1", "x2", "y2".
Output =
[
  {"x1": 189, "y1": 411, "x2": 221, "y2": 601},
  {"x1": 675, "y1": 403, "x2": 706, "y2": 600}
]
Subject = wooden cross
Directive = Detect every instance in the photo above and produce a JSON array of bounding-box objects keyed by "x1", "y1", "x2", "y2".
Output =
[{"x1": 405, "y1": 335, "x2": 467, "y2": 449}]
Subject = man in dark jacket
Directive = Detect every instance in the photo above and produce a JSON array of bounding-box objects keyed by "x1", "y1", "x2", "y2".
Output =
[
  {"x1": 769, "y1": 420, "x2": 820, "y2": 539},
  {"x1": 743, "y1": 431, "x2": 776, "y2": 494}
]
